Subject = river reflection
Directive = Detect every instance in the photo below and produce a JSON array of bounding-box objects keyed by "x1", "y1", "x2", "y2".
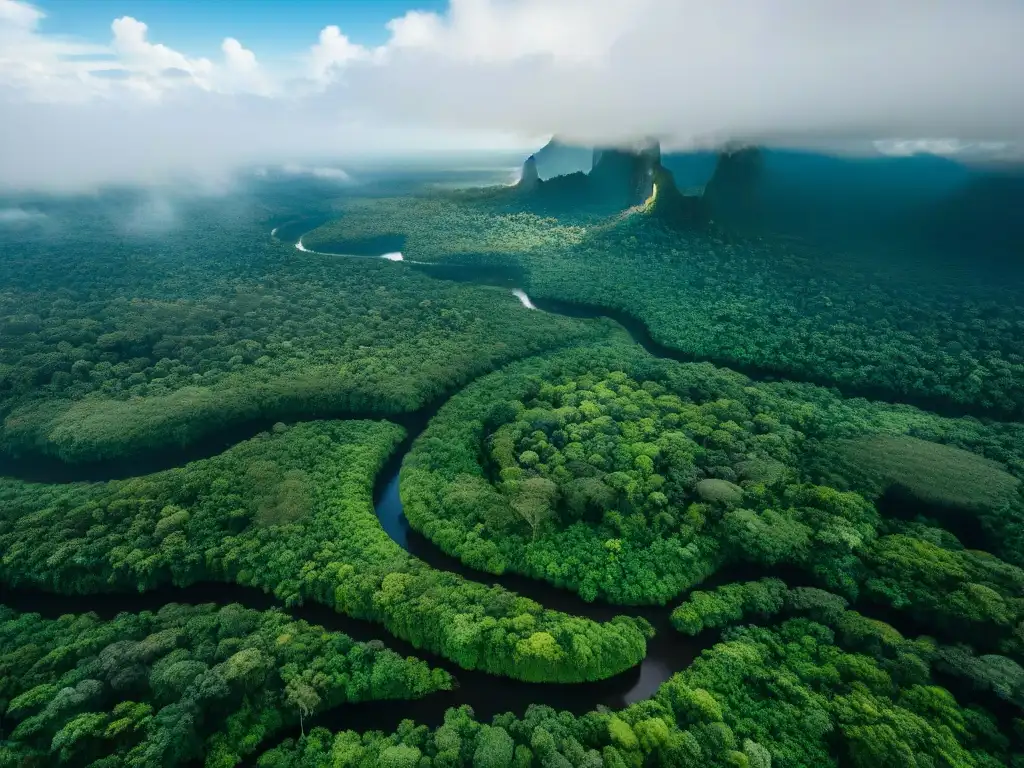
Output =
[{"x1": 373, "y1": 470, "x2": 711, "y2": 714}]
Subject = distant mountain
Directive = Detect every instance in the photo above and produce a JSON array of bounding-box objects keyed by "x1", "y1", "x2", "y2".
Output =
[
  {"x1": 921, "y1": 168, "x2": 1024, "y2": 264},
  {"x1": 645, "y1": 164, "x2": 709, "y2": 228},
  {"x1": 532, "y1": 136, "x2": 719, "y2": 190},
  {"x1": 693, "y1": 147, "x2": 983, "y2": 242},
  {"x1": 513, "y1": 139, "x2": 661, "y2": 210},
  {"x1": 515, "y1": 138, "x2": 1024, "y2": 261},
  {"x1": 756, "y1": 149, "x2": 973, "y2": 232},
  {"x1": 519, "y1": 155, "x2": 540, "y2": 190},
  {"x1": 702, "y1": 145, "x2": 764, "y2": 226},
  {"x1": 514, "y1": 139, "x2": 710, "y2": 227},
  {"x1": 589, "y1": 139, "x2": 661, "y2": 208},
  {"x1": 533, "y1": 138, "x2": 593, "y2": 180}
]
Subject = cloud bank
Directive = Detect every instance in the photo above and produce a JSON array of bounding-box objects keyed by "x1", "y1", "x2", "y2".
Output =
[{"x1": 1, "y1": 0, "x2": 1023, "y2": 191}]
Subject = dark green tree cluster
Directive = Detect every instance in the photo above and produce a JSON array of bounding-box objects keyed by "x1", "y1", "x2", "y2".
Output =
[
  {"x1": 0, "y1": 195, "x2": 603, "y2": 464},
  {"x1": 0, "y1": 420, "x2": 648, "y2": 683},
  {"x1": 304, "y1": 189, "x2": 1024, "y2": 419},
  {"x1": 405, "y1": 363, "x2": 805, "y2": 604},
  {"x1": 657, "y1": 490, "x2": 1024, "y2": 684},
  {"x1": 670, "y1": 577, "x2": 792, "y2": 635},
  {"x1": 861, "y1": 523, "x2": 1024, "y2": 655},
  {"x1": 531, "y1": 212, "x2": 1024, "y2": 419},
  {"x1": 672, "y1": 577, "x2": 1024, "y2": 715},
  {"x1": 258, "y1": 616, "x2": 1018, "y2": 767},
  {"x1": 302, "y1": 196, "x2": 591, "y2": 264},
  {"x1": 0, "y1": 602, "x2": 449, "y2": 767},
  {"x1": 402, "y1": 342, "x2": 1024, "y2": 605},
  {"x1": 664, "y1": 507, "x2": 1024, "y2": 676}
]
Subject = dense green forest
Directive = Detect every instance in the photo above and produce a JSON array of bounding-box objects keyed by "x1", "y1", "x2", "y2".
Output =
[
  {"x1": 3, "y1": 166, "x2": 1024, "y2": 766},
  {"x1": 307, "y1": 192, "x2": 1024, "y2": 419},
  {"x1": 403, "y1": 340, "x2": 1024, "y2": 604},
  {"x1": 0, "y1": 603, "x2": 449, "y2": 767},
  {"x1": 259, "y1": 614, "x2": 1018, "y2": 767},
  {"x1": 0, "y1": 199, "x2": 604, "y2": 463},
  {"x1": 0, "y1": 419, "x2": 647, "y2": 683}
]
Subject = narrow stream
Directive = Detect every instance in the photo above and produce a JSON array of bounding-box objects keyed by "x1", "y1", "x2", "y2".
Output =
[
  {"x1": 0, "y1": 219, "x2": 984, "y2": 758},
  {"x1": 0, "y1": 425, "x2": 723, "y2": 743},
  {"x1": 0, "y1": 227, "x2": 731, "y2": 746}
]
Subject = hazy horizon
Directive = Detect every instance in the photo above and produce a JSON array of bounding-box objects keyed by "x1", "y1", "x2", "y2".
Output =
[{"x1": 2, "y1": 0, "x2": 1023, "y2": 191}]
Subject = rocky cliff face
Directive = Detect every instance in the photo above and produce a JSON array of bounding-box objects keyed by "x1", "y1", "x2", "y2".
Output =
[
  {"x1": 518, "y1": 155, "x2": 540, "y2": 190},
  {"x1": 513, "y1": 137, "x2": 716, "y2": 224},
  {"x1": 534, "y1": 138, "x2": 593, "y2": 179},
  {"x1": 646, "y1": 164, "x2": 710, "y2": 228},
  {"x1": 589, "y1": 139, "x2": 662, "y2": 207},
  {"x1": 702, "y1": 145, "x2": 764, "y2": 222}
]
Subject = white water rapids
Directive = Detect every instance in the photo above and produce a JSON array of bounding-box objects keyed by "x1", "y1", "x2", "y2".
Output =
[
  {"x1": 295, "y1": 236, "x2": 404, "y2": 262},
  {"x1": 289, "y1": 231, "x2": 535, "y2": 310},
  {"x1": 513, "y1": 289, "x2": 537, "y2": 309}
]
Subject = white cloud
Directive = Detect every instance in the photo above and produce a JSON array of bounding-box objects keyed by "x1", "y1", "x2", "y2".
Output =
[
  {"x1": 383, "y1": 0, "x2": 639, "y2": 63},
  {"x1": 222, "y1": 37, "x2": 256, "y2": 74},
  {"x1": 0, "y1": 0, "x2": 41, "y2": 28},
  {"x1": 874, "y1": 139, "x2": 1013, "y2": 158},
  {"x1": 0, "y1": 0, "x2": 113, "y2": 102},
  {"x1": 1, "y1": 0, "x2": 1023, "y2": 191},
  {"x1": 353, "y1": 0, "x2": 1024, "y2": 148},
  {"x1": 0, "y1": 2, "x2": 273, "y2": 102},
  {"x1": 280, "y1": 163, "x2": 352, "y2": 181},
  {"x1": 111, "y1": 17, "x2": 208, "y2": 78},
  {"x1": 308, "y1": 25, "x2": 369, "y2": 84},
  {"x1": 217, "y1": 36, "x2": 273, "y2": 95}
]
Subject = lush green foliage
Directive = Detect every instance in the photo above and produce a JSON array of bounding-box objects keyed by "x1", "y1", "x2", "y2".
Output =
[
  {"x1": 0, "y1": 602, "x2": 449, "y2": 767},
  {"x1": 404, "y1": 355, "x2": 798, "y2": 604},
  {"x1": 670, "y1": 578, "x2": 791, "y2": 635},
  {"x1": 259, "y1": 615, "x2": 1018, "y2": 768},
  {"x1": 307, "y1": 192, "x2": 1024, "y2": 418},
  {"x1": 861, "y1": 523, "x2": 1024, "y2": 655},
  {"x1": 831, "y1": 434, "x2": 1020, "y2": 510},
  {"x1": 0, "y1": 197, "x2": 603, "y2": 463},
  {"x1": 6, "y1": 175, "x2": 1024, "y2": 768},
  {"x1": 0, "y1": 420, "x2": 648, "y2": 683},
  {"x1": 671, "y1": 577, "x2": 1024, "y2": 712},
  {"x1": 402, "y1": 342, "x2": 1024, "y2": 604},
  {"x1": 302, "y1": 196, "x2": 589, "y2": 263},
  {"x1": 663, "y1": 515, "x2": 1024, "y2": 674}
]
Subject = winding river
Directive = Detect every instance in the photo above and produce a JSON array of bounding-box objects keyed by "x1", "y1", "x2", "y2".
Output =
[
  {"x1": 0, "y1": 219, "x2": 725, "y2": 749},
  {"x1": 0, "y1": 215, "x2": 986, "y2": 759}
]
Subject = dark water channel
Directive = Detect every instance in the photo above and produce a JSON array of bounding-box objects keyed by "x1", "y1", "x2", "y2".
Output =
[
  {"x1": 409, "y1": 259, "x2": 1001, "y2": 421},
  {"x1": 0, "y1": 238, "x2": 728, "y2": 742},
  {"x1": 0, "y1": 420, "x2": 721, "y2": 745},
  {"x1": 0, "y1": 227, "x2": 971, "y2": 757}
]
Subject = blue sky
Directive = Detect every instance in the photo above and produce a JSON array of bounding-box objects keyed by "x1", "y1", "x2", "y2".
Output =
[
  {"x1": 2, "y1": 0, "x2": 1022, "y2": 191},
  {"x1": 33, "y1": 0, "x2": 446, "y2": 56}
]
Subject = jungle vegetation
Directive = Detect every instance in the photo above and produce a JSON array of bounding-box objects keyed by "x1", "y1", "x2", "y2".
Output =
[
  {"x1": 306, "y1": 188, "x2": 1024, "y2": 419},
  {"x1": 0, "y1": 419, "x2": 648, "y2": 684},
  {"x1": 3, "y1": 164, "x2": 1024, "y2": 767},
  {"x1": 0, "y1": 196, "x2": 605, "y2": 463},
  {"x1": 402, "y1": 341, "x2": 1024, "y2": 605},
  {"x1": 260, "y1": 614, "x2": 1019, "y2": 767},
  {"x1": 0, "y1": 602, "x2": 449, "y2": 767}
]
